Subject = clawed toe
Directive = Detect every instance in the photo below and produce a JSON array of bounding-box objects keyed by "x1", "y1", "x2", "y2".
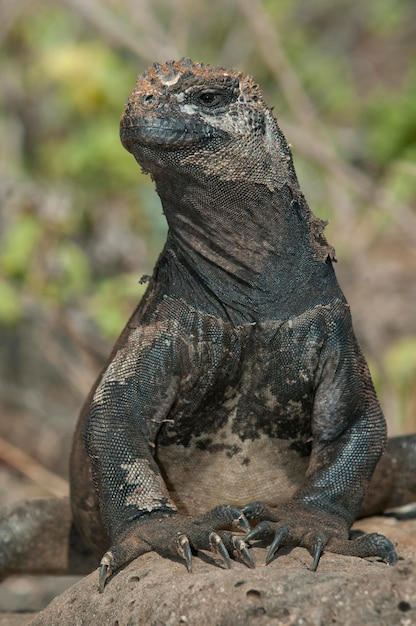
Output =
[
  {"x1": 309, "y1": 535, "x2": 325, "y2": 571},
  {"x1": 176, "y1": 533, "x2": 193, "y2": 572},
  {"x1": 234, "y1": 512, "x2": 251, "y2": 533},
  {"x1": 242, "y1": 501, "x2": 269, "y2": 521},
  {"x1": 209, "y1": 532, "x2": 231, "y2": 568},
  {"x1": 329, "y1": 532, "x2": 398, "y2": 565},
  {"x1": 244, "y1": 520, "x2": 274, "y2": 543},
  {"x1": 265, "y1": 527, "x2": 289, "y2": 565},
  {"x1": 98, "y1": 554, "x2": 112, "y2": 593},
  {"x1": 232, "y1": 537, "x2": 255, "y2": 568}
]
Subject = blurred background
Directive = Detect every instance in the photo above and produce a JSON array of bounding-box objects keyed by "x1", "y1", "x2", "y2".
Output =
[{"x1": 0, "y1": 0, "x2": 415, "y2": 612}]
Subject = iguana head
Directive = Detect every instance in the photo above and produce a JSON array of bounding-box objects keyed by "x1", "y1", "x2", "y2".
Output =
[
  {"x1": 120, "y1": 58, "x2": 298, "y2": 192},
  {"x1": 120, "y1": 59, "x2": 334, "y2": 268}
]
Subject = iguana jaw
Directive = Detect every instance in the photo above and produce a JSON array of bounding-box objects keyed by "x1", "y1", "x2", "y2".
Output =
[
  {"x1": 120, "y1": 58, "x2": 239, "y2": 154},
  {"x1": 120, "y1": 111, "x2": 229, "y2": 150}
]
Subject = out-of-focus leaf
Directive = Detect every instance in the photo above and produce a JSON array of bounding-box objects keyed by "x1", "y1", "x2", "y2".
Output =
[
  {"x1": 0, "y1": 279, "x2": 21, "y2": 324},
  {"x1": 0, "y1": 216, "x2": 43, "y2": 278},
  {"x1": 86, "y1": 275, "x2": 147, "y2": 339},
  {"x1": 385, "y1": 338, "x2": 416, "y2": 390},
  {"x1": 52, "y1": 241, "x2": 91, "y2": 302}
]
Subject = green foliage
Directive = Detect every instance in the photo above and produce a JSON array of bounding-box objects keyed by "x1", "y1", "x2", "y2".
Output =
[
  {"x1": 46, "y1": 241, "x2": 92, "y2": 303},
  {"x1": 369, "y1": 341, "x2": 416, "y2": 434},
  {"x1": 365, "y1": 80, "x2": 416, "y2": 169},
  {"x1": 35, "y1": 40, "x2": 138, "y2": 190},
  {"x1": 87, "y1": 276, "x2": 148, "y2": 339},
  {"x1": 0, "y1": 279, "x2": 21, "y2": 324},
  {"x1": 0, "y1": 209, "x2": 91, "y2": 313},
  {"x1": 385, "y1": 337, "x2": 416, "y2": 389},
  {"x1": 0, "y1": 215, "x2": 43, "y2": 279}
]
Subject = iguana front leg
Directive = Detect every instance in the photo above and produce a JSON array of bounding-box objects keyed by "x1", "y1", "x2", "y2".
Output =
[
  {"x1": 84, "y1": 311, "x2": 252, "y2": 591},
  {"x1": 243, "y1": 317, "x2": 397, "y2": 569},
  {"x1": 97, "y1": 504, "x2": 252, "y2": 592},
  {"x1": 243, "y1": 499, "x2": 396, "y2": 570}
]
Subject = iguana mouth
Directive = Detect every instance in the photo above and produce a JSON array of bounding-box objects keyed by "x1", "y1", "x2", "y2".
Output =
[{"x1": 120, "y1": 115, "x2": 228, "y2": 151}]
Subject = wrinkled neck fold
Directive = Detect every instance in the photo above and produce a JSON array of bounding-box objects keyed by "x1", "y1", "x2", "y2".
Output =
[{"x1": 152, "y1": 172, "x2": 338, "y2": 323}]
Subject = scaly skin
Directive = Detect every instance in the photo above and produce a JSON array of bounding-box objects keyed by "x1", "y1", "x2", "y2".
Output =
[{"x1": 1, "y1": 59, "x2": 416, "y2": 591}]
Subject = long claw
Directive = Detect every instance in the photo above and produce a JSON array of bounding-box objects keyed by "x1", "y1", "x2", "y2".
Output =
[
  {"x1": 309, "y1": 536, "x2": 324, "y2": 572},
  {"x1": 244, "y1": 520, "x2": 273, "y2": 543},
  {"x1": 209, "y1": 532, "x2": 231, "y2": 569},
  {"x1": 176, "y1": 533, "x2": 193, "y2": 573},
  {"x1": 265, "y1": 527, "x2": 289, "y2": 565},
  {"x1": 98, "y1": 554, "x2": 112, "y2": 593},
  {"x1": 234, "y1": 512, "x2": 251, "y2": 533},
  {"x1": 233, "y1": 537, "x2": 255, "y2": 569}
]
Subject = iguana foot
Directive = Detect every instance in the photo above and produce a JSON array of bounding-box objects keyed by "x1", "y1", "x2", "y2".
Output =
[
  {"x1": 98, "y1": 504, "x2": 254, "y2": 592},
  {"x1": 243, "y1": 501, "x2": 397, "y2": 570}
]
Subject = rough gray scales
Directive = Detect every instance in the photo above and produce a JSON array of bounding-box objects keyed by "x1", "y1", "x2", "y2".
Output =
[{"x1": 1, "y1": 59, "x2": 416, "y2": 594}]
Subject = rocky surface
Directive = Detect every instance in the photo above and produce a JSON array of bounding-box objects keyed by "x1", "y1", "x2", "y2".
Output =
[{"x1": 1, "y1": 513, "x2": 413, "y2": 626}]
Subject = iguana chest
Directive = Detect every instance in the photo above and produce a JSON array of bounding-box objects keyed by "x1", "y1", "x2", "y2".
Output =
[{"x1": 155, "y1": 305, "x2": 330, "y2": 514}]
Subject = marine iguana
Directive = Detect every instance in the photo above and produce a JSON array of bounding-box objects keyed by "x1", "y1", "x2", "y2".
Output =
[{"x1": 1, "y1": 59, "x2": 416, "y2": 593}]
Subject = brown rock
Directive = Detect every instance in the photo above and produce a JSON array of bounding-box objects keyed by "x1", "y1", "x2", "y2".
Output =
[{"x1": 27, "y1": 515, "x2": 416, "y2": 626}]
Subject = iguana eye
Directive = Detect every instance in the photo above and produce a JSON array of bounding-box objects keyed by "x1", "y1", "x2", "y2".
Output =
[{"x1": 195, "y1": 90, "x2": 228, "y2": 108}]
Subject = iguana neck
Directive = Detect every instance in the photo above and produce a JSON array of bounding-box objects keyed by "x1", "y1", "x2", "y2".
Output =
[{"x1": 152, "y1": 171, "x2": 339, "y2": 323}]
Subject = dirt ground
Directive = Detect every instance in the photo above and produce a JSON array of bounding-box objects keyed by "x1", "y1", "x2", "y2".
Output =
[{"x1": 0, "y1": 513, "x2": 415, "y2": 625}]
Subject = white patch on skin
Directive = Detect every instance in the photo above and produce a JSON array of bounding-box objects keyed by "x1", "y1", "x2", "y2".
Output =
[
  {"x1": 121, "y1": 458, "x2": 177, "y2": 511},
  {"x1": 261, "y1": 386, "x2": 279, "y2": 411},
  {"x1": 223, "y1": 389, "x2": 242, "y2": 411},
  {"x1": 93, "y1": 321, "x2": 179, "y2": 405},
  {"x1": 160, "y1": 72, "x2": 181, "y2": 87},
  {"x1": 181, "y1": 103, "x2": 198, "y2": 115}
]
